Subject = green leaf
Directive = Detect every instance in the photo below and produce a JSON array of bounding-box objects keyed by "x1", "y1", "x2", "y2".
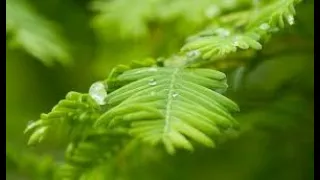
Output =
[
  {"x1": 95, "y1": 67, "x2": 239, "y2": 154},
  {"x1": 25, "y1": 92, "x2": 102, "y2": 145},
  {"x1": 181, "y1": 29, "x2": 262, "y2": 60},
  {"x1": 180, "y1": 0, "x2": 302, "y2": 61},
  {"x1": 246, "y1": 0, "x2": 301, "y2": 30}
]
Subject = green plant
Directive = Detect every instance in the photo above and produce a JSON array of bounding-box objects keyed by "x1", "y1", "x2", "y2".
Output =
[
  {"x1": 6, "y1": 0, "x2": 71, "y2": 66},
  {"x1": 6, "y1": 0, "x2": 312, "y2": 179}
]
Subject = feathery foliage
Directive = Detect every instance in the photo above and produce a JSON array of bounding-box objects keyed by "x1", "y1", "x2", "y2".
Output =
[
  {"x1": 11, "y1": 0, "x2": 312, "y2": 179},
  {"x1": 24, "y1": 92, "x2": 102, "y2": 145},
  {"x1": 25, "y1": 64, "x2": 240, "y2": 178},
  {"x1": 96, "y1": 67, "x2": 239, "y2": 154},
  {"x1": 181, "y1": 0, "x2": 301, "y2": 60}
]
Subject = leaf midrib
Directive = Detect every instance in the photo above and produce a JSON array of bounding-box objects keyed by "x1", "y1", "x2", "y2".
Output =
[{"x1": 163, "y1": 68, "x2": 179, "y2": 136}]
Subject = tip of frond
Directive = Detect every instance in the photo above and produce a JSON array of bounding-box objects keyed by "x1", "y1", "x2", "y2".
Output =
[
  {"x1": 207, "y1": 140, "x2": 216, "y2": 148},
  {"x1": 27, "y1": 126, "x2": 48, "y2": 145}
]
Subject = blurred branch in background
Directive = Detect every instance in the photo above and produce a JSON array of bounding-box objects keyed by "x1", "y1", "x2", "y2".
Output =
[
  {"x1": 6, "y1": 0, "x2": 71, "y2": 66},
  {"x1": 6, "y1": 143, "x2": 56, "y2": 180},
  {"x1": 90, "y1": 0, "x2": 251, "y2": 40}
]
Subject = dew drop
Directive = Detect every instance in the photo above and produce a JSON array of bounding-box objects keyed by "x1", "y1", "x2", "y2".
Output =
[
  {"x1": 287, "y1": 15, "x2": 294, "y2": 25},
  {"x1": 205, "y1": 5, "x2": 220, "y2": 18},
  {"x1": 89, "y1": 81, "x2": 108, "y2": 105},
  {"x1": 233, "y1": 41, "x2": 249, "y2": 49},
  {"x1": 186, "y1": 50, "x2": 201, "y2": 58},
  {"x1": 215, "y1": 28, "x2": 230, "y2": 37},
  {"x1": 172, "y1": 92, "x2": 178, "y2": 98},
  {"x1": 148, "y1": 67, "x2": 158, "y2": 72},
  {"x1": 148, "y1": 79, "x2": 157, "y2": 86},
  {"x1": 259, "y1": 23, "x2": 270, "y2": 30}
]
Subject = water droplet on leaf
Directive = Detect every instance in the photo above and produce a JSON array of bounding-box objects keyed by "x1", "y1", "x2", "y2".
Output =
[
  {"x1": 186, "y1": 50, "x2": 201, "y2": 58},
  {"x1": 259, "y1": 23, "x2": 270, "y2": 30},
  {"x1": 172, "y1": 92, "x2": 178, "y2": 98},
  {"x1": 148, "y1": 79, "x2": 157, "y2": 86},
  {"x1": 215, "y1": 28, "x2": 230, "y2": 37},
  {"x1": 89, "y1": 81, "x2": 108, "y2": 105},
  {"x1": 148, "y1": 67, "x2": 158, "y2": 72}
]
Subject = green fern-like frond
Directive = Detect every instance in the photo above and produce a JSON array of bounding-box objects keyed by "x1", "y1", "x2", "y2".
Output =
[
  {"x1": 24, "y1": 89, "x2": 129, "y2": 179},
  {"x1": 246, "y1": 0, "x2": 301, "y2": 30},
  {"x1": 24, "y1": 66, "x2": 239, "y2": 177},
  {"x1": 95, "y1": 67, "x2": 239, "y2": 154},
  {"x1": 6, "y1": 0, "x2": 71, "y2": 66},
  {"x1": 181, "y1": 28, "x2": 262, "y2": 59},
  {"x1": 19, "y1": 0, "x2": 312, "y2": 178},
  {"x1": 181, "y1": 0, "x2": 301, "y2": 61},
  {"x1": 24, "y1": 92, "x2": 101, "y2": 145},
  {"x1": 106, "y1": 58, "x2": 158, "y2": 92}
]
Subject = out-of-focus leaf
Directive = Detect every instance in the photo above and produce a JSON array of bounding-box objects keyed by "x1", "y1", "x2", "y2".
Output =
[{"x1": 6, "y1": 0, "x2": 71, "y2": 66}]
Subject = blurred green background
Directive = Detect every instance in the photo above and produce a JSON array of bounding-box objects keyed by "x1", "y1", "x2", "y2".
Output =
[{"x1": 6, "y1": 0, "x2": 313, "y2": 179}]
